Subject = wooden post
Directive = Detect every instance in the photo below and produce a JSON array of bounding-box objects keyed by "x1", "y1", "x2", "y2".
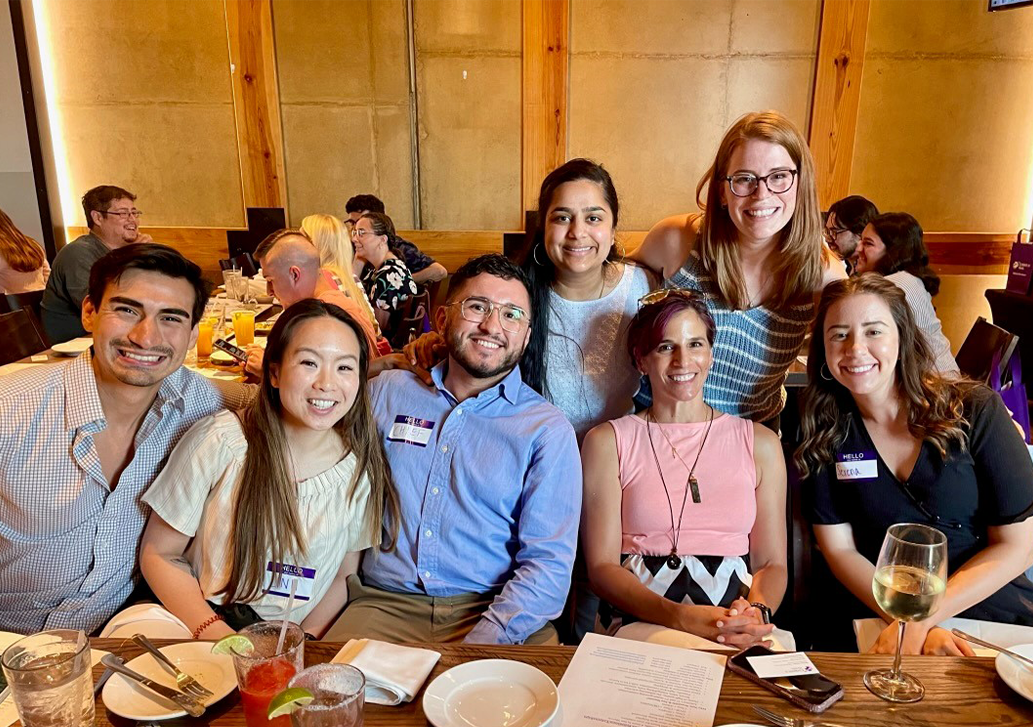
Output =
[
  {"x1": 225, "y1": 0, "x2": 287, "y2": 211},
  {"x1": 808, "y1": 0, "x2": 871, "y2": 209},
  {"x1": 521, "y1": 0, "x2": 569, "y2": 227}
]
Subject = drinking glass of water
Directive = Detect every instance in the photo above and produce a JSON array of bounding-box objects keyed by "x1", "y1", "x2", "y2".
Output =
[
  {"x1": 864, "y1": 522, "x2": 947, "y2": 703},
  {"x1": 1, "y1": 630, "x2": 95, "y2": 727}
]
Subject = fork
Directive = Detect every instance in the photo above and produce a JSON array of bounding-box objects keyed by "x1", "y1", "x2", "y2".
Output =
[
  {"x1": 131, "y1": 634, "x2": 214, "y2": 700},
  {"x1": 753, "y1": 705, "x2": 846, "y2": 727},
  {"x1": 100, "y1": 655, "x2": 206, "y2": 718}
]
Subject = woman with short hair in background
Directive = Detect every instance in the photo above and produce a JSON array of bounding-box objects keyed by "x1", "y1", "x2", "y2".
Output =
[
  {"x1": 854, "y1": 212, "x2": 958, "y2": 374},
  {"x1": 798, "y1": 275, "x2": 1033, "y2": 655},
  {"x1": 634, "y1": 111, "x2": 845, "y2": 432},
  {"x1": 0, "y1": 208, "x2": 49, "y2": 294}
]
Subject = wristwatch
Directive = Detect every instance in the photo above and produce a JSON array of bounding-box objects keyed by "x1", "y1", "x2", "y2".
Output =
[{"x1": 750, "y1": 602, "x2": 772, "y2": 624}]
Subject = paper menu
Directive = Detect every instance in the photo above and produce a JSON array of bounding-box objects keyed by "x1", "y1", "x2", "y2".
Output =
[{"x1": 558, "y1": 633, "x2": 726, "y2": 727}]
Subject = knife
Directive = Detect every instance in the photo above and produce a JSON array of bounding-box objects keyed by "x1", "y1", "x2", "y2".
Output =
[{"x1": 100, "y1": 655, "x2": 205, "y2": 718}]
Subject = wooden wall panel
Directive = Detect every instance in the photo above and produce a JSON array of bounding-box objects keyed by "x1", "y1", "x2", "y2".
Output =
[
  {"x1": 225, "y1": 0, "x2": 288, "y2": 210},
  {"x1": 521, "y1": 0, "x2": 569, "y2": 222},
  {"x1": 808, "y1": 0, "x2": 871, "y2": 209}
]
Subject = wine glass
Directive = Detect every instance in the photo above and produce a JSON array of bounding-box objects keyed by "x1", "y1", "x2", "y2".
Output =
[{"x1": 864, "y1": 522, "x2": 948, "y2": 703}]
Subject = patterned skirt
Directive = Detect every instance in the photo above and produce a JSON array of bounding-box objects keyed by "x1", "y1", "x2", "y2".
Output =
[{"x1": 599, "y1": 553, "x2": 753, "y2": 633}]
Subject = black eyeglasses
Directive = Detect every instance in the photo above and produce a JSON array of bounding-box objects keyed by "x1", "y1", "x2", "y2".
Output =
[
  {"x1": 97, "y1": 208, "x2": 143, "y2": 220},
  {"x1": 724, "y1": 169, "x2": 798, "y2": 198},
  {"x1": 823, "y1": 225, "x2": 849, "y2": 243}
]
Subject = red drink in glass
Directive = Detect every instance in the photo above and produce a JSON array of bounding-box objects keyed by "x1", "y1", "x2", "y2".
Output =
[{"x1": 241, "y1": 658, "x2": 298, "y2": 727}]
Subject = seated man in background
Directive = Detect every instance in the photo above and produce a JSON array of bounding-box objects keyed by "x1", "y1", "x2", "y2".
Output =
[
  {"x1": 0, "y1": 244, "x2": 252, "y2": 635},
  {"x1": 326, "y1": 254, "x2": 581, "y2": 644},
  {"x1": 252, "y1": 228, "x2": 379, "y2": 357},
  {"x1": 42, "y1": 185, "x2": 152, "y2": 343},
  {"x1": 345, "y1": 194, "x2": 447, "y2": 285},
  {"x1": 823, "y1": 195, "x2": 878, "y2": 276}
]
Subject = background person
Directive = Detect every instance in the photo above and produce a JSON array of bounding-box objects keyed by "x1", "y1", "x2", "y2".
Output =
[
  {"x1": 854, "y1": 212, "x2": 958, "y2": 375},
  {"x1": 352, "y1": 212, "x2": 418, "y2": 342},
  {"x1": 797, "y1": 274, "x2": 1033, "y2": 655},
  {"x1": 581, "y1": 290, "x2": 786, "y2": 647},
  {"x1": 345, "y1": 194, "x2": 447, "y2": 285},
  {"x1": 42, "y1": 185, "x2": 152, "y2": 343},
  {"x1": 633, "y1": 111, "x2": 845, "y2": 431},
  {"x1": 300, "y1": 213, "x2": 379, "y2": 334},
  {"x1": 825, "y1": 195, "x2": 879, "y2": 274},
  {"x1": 137, "y1": 301, "x2": 398, "y2": 639},
  {"x1": 0, "y1": 208, "x2": 49, "y2": 295}
]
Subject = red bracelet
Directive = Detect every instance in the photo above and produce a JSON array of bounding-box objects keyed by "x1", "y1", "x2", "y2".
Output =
[{"x1": 193, "y1": 614, "x2": 224, "y2": 640}]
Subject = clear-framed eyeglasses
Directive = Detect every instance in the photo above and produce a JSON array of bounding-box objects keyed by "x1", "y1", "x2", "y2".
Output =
[
  {"x1": 724, "y1": 169, "x2": 798, "y2": 198},
  {"x1": 448, "y1": 296, "x2": 530, "y2": 333},
  {"x1": 97, "y1": 208, "x2": 143, "y2": 220}
]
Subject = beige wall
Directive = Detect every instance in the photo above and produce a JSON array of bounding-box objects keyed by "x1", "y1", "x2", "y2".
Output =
[
  {"x1": 937, "y1": 274, "x2": 1008, "y2": 355},
  {"x1": 850, "y1": 0, "x2": 1033, "y2": 232},
  {"x1": 414, "y1": 0, "x2": 521, "y2": 230},
  {"x1": 38, "y1": 0, "x2": 244, "y2": 228},
  {"x1": 568, "y1": 0, "x2": 821, "y2": 231},
  {"x1": 274, "y1": 0, "x2": 415, "y2": 228}
]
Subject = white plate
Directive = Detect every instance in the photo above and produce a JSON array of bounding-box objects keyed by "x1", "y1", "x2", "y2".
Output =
[
  {"x1": 50, "y1": 338, "x2": 93, "y2": 355},
  {"x1": 423, "y1": 659, "x2": 559, "y2": 727},
  {"x1": 102, "y1": 641, "x2": 237, "y2": 721},
  {"x1": 995, "y1": 643, "x2": 1033, "y2": 702}
]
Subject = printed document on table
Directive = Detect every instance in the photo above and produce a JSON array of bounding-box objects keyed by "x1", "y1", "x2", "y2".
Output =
[{"x1": 558, "y1": 632, "x2": 725, "y2": 727}]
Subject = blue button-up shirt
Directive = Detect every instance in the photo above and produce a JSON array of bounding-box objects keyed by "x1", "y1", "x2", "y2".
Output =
[{"x1": 363, "y1": 363, "x2": 582, "y2": 644}]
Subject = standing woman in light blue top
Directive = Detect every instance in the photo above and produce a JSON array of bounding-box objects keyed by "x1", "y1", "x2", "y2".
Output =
[{"x1": 633, "y1": 111, "x2": 845, "y2": 430}]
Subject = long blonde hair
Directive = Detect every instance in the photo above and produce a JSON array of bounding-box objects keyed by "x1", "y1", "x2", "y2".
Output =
[
  {"x1": 0, "y1": 208, "x2": 45, "y2": 273},
  {"x1": 221, "y1": 299, "x2": 400, "y2": 603},
  {"x1": 695, "y1": 111, "x2": 829, "y2": 310},
  {"x1": 300, "y1": 214, "x2": 377, "y2": 329}
]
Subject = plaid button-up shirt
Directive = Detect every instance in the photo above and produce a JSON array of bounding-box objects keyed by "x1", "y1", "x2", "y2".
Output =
[{"x1": 0, "y1": 352, "x2": 253, "y2": 634}]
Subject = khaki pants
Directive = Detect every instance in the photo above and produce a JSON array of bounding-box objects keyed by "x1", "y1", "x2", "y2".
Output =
[{"x1": 325, "y1": 575, "x2": 558, "y2": 644}]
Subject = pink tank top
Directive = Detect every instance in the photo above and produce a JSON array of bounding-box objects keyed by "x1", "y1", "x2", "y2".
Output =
[{"x1": 609, "y1": 412, "x2": 757, "y2": 557}]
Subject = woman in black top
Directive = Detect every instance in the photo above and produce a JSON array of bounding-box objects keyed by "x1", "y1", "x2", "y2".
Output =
[{"x1": 797, "y1": 274, "x2": 1033, "y2": 655}]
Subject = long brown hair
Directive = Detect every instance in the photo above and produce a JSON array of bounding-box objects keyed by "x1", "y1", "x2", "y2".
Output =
[
  {"x1": 695, "y1": 111, "x2": 828, "y2": 310},
  {"x1": 0, "y1": 208, "x2": 45, "y2": 272},
  {"x1": 795, "y1": 274, "x2": 975, "y2": 478},
  {"x1": 221, "y1": 299, "x2": 400, "y2": 603}
]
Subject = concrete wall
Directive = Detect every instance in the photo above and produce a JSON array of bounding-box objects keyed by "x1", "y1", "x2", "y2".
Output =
[
  {"x1": 0, "y1": 1, "x2": 45, "y2": 244},
  {"x1": 414, "y1": 0, "x2": 521, "y2": 230},
  {"x1": 37, "y1": 0, "x2": 243, "y2": 228},
  {"x1": 568, "y1": 0, "x2": 821, "y2": 231},
  {"x1": 850, "y1": 0, "x2": 1033, "y2": 232},
  {"x1": 273, "y1": 0, "x2": 415, "y2": 227}
]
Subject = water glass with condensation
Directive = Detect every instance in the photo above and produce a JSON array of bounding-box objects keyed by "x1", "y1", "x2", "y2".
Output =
[
  {"x1": 289, "y1": 663, "x2": 365, "y2": 727},
  {"x1": 1, "y1": 630, "x2": 95, "y2": 727}
]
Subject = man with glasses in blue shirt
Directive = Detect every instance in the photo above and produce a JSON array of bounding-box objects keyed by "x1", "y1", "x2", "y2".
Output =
[
  {"x1": 43, "y1": 185, "x2": 152, "y2": 343},
  {"x1": 327, "y1": 254, "x2": 581, "y2": 644}
]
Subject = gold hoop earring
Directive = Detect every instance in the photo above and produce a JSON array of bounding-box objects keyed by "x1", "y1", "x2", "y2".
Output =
[
  {"x1": 820, "y1": 363, "x2": 834, "y2": 381},
  {"x1": 533, "y1": 243, "x2": 547, "y2": 267}
]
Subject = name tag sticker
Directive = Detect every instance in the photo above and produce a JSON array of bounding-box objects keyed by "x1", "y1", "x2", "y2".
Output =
[
  {"x1": 835, "y1": 450, "x2": 878, "y2": 480},
  {"x1": 388, "y1": 415, "x2": 435, "y2": 447},
  {"x1": 265, "y1": 562, "x2": 316, "y2": 602}
]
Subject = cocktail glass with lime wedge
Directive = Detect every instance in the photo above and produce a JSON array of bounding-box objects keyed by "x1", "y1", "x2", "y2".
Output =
[{"x1": 270, "y1": 664, "x2": 365, "y2": 727}]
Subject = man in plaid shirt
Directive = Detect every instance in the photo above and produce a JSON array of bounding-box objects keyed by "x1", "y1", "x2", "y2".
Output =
[{"x1": 0, "y1": 244, "x2": 252, "y2": 634}]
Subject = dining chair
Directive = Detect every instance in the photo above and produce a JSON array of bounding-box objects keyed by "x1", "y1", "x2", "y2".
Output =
[
  {"x1": 955, "y1": 316, "x2": 1018, "y2": 384},
  {"x1": 0, "y1": 309, "x2": 48, "y2": 366}
]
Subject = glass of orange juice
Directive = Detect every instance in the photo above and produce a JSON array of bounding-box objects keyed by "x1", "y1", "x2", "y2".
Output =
[
  {"x1": 197, "y1": 317, "x2": 217, "y2": 359},
  {"x1": 233, "y1": 310, "x2": 256, "y2": 346}
]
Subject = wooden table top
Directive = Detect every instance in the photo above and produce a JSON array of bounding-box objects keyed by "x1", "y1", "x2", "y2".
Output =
[{"x1": 88, "y1": 639, "x2": 1033, "y2": 727}]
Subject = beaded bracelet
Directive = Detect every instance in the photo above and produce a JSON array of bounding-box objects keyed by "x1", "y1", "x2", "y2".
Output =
[{"x1": 193, "y1": 614, "x2": 225, "y2": 640}]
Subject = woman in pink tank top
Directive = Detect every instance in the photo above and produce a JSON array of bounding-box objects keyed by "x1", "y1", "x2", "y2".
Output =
[{"x1": 581, "y1": 290, "x2": 787, "y2": 647}]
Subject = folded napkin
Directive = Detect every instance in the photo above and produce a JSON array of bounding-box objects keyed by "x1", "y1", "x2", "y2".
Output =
[{"x1": 332, "y1": 639, "x2": 440, "y2": 706}]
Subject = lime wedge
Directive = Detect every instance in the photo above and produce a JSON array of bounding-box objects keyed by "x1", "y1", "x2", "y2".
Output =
[
  {"x1": 267, "y1": 687, "x2": 314, "y2": 718},
  {"x1": 211, "y1": 634, "x2": 254, "y2": 657}
]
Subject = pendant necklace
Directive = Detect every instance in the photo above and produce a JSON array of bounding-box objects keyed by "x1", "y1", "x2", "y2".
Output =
[{"x1": 645, "y1": 405, "x2": 715, "y2": 570}]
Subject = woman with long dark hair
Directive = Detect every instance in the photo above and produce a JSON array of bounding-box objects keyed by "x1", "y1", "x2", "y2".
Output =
[
  {"x1": 352, "y1": 211, "x2": 418, "y2": 338},
  {"x1": 139, "y1": 300, "x2": 400, "y2": 639},
  {"x1": 854, "y1": 212, "x2": 958, "y2": 374},
  {"x1": 797, "y1": 274, "x2": 1033, "y2": 655}
]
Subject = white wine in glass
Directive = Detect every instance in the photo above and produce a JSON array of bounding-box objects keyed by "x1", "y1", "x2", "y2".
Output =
[{"x1": 864, "y1": 523, "x2": 948, "y2": 703}]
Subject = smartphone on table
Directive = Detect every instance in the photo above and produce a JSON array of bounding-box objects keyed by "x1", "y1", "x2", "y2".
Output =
[{"x1": 727, "y1": 645, "x2": 844, "y2": 713}]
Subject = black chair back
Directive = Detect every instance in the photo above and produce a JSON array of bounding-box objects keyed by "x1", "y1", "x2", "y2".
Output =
[
  {"x1": 0, "y1": 309, "x2": 48, "y2": 366},
  {"x1": 955, "y1": 316, "x2": 1018, "y2": 383},
  {"x1": 1, "y1": 288, "x2": 45, "y2": 325},
  {"x1": 389, "y1": 289, "x2": 431, "y2": 350}
]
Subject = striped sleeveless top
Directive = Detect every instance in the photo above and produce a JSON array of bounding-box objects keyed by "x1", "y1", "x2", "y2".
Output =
[{"x1": 668, "y1": 251, "x2": 814, "y2": 422}]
